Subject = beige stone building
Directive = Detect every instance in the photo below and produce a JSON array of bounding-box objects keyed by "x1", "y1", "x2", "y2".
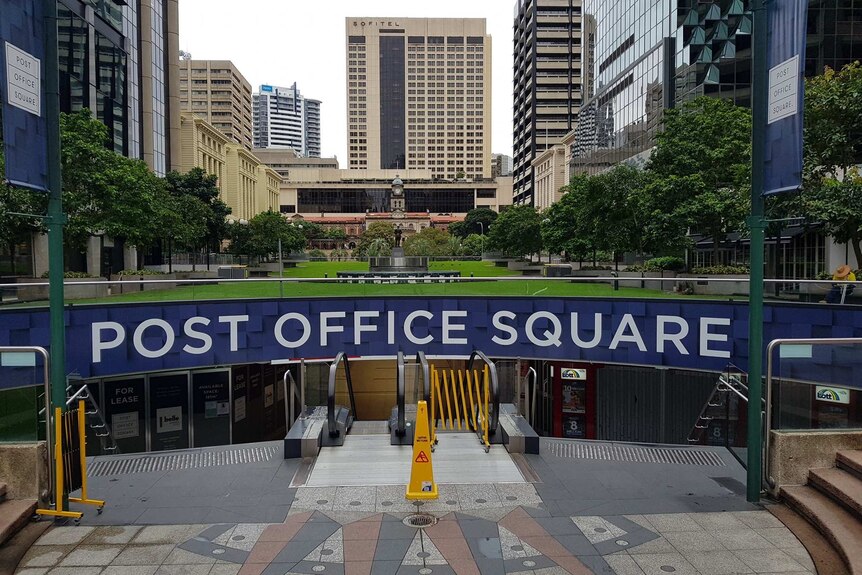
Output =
[
  {"x1": 252, "y1": 148, "x2": 339, "y2": 180},
  {"x1": 345, "y1": 17, "x2": 492, "y2": 180},
  {"x1": 513, "y1": 0, "x2": 584, "y2": 205},
  {"x1": 179, "y1": 60, "x2": 254, "y2": 150},
  {"x1": 178, "y1": 113, "x2": 280, "y2": 221},
  {"x1": 532, "y1": 144, "x2": 568, "y2": 211}
]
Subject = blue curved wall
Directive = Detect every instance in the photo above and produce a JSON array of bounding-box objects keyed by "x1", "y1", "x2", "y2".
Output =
[{"x1": 1, "y1": 297, "x2": 861, "y2": 386}]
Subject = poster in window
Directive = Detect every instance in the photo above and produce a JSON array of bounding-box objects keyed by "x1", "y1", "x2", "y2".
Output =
[
  {"x1": 232, "y1": 365, "x2": 249, "y2": 443},
  {"x1": 561, "y1": 382, "x2": 586, "y2": 414},
  {"x1": 192, "y1": 370, "x2": 230, "y2": 448},
  {"x1": 148, "y1": 374, "x2": 189, "y2": 451},
  {"x1": 103, "y1": 378, "x2": 146, "y2": 453},
  {"x1": 562, "y1": 414, "x2": 585, "y2": 438}
]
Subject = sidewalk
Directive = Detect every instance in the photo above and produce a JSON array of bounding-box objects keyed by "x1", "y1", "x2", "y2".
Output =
[{"x1": 12, "y1": 439, "x2": 816, "y2": 575}]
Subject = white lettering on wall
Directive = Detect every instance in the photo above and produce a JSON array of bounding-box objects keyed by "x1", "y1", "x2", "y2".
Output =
[
  {"x1": 491, "y1": 311, "x2": 518, "y2": 345},
  {"x1": 700, "y1": 317, "x2": 731, "y2": 358},
  {"x1": 133, "y1": 319, "x2": 175, "y2": 359},
  {"x1": 218, "y1": 315, "x2": 249, "y2": 352},
  {"x1": 442, "y1": 310, "x2": 468, "y2": 344},
  {"x1": 320, "y1": 312, "x2": 346, "y2": 346},
  {"x1": 656, "y1": 315, "x2": 689, "y2": 355},
  {"x1": 92, "y1": 322, "x2": 125, "y2": 363},
  {"x1": 571, "y1": 313, "x2": 602, "y2": 348},
  {"x1": 274, "y1": 313, "x2": 311, "y2": 348},
  {"x1": 183, "y1": 317, "x2": 212, "y2": 354},
  {"x1": 404, "y1": 310, "x2": 434, "y2": 345},
  {"x1": 609, "y1": 314, "x2": 647, "y2": 351},
  {"x1": 526, "y1": 312, "x2": 562, "y2": 348},
  {"x1": 354, "y1": 311, "x2": 379, "y2": 345}
]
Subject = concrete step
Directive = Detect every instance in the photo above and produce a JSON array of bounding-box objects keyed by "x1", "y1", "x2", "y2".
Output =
[
  {"x1": 782, "y1": 485, "x2": 862, "y2": 574},
  {"x1": 838, "y1": 450, "x2": 862, "y2": 479},
  {"x1": 0, "y1": 499, "x2": 37, "y2": 547},
  {"x1": 810, "y1": 467, "x2": 862, "y2": 520}
]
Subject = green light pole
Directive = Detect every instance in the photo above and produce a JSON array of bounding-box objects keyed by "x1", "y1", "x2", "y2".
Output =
[
  {"x1": 747, "y1": 0, "x2": 768, "y2": 504},
  {"x1": 43, "y1": 0, "x2": 67, "y2": 421}
]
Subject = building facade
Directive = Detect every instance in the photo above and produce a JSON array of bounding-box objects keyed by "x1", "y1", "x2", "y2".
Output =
[
  {"x1": 179, "y1": 59, "x2": 254, "y2": 150},
  {"x1": 532, "y1": 143, "x2": 568, "y2": 211},
  {"x1": 571, "y1": 0, "x2": 862, "y2": 176},
  {"x1": 345, "y1": 17, "x2": 492, "y2": 180},
  {"x1": 178, "y1": 113, "x2": 280, "y2": 222},
  {"x1": 57, "y1": 0, "x2": 181, "y2": 175},
  {"x1": 513, "y1": 0, "x2": 584, "y2": 205},
  {"x1": 251, "y1": 148, "x2": 339, "y2": 182},
  {"x1": 252, "y1": 84, "x2": 321, "y2": 157},
  {"x1": 491, "y1": 153, "x2": 513, "y2": 178}
]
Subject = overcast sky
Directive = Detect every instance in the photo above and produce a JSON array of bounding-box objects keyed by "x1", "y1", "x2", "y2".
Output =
[{"x1": 177, "y1": 0, "x2": 514, "y2": 162}]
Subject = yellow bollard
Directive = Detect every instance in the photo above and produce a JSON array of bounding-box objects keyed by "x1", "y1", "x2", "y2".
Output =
[{"x1": 406, "y1": 401, "x2": 438, "y2": 500}]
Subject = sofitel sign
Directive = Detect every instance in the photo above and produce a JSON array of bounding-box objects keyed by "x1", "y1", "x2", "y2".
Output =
[{"x1": 351, "y1": 20, "x2": 402, "y2": 28}]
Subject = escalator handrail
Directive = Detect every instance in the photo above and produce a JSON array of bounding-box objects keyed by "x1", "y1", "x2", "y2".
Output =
[
  {"x1": 327, "y1": 352, "x2": 356, "y2": 438},
  {"x1": 466, "y1": 350, "x2": 500, "y2": 436},
  {"x1": 417, "y1": 351, "x2": 431, "y2": 404},
  {"x1": 396, "y1": 351, "x2": 406, "y2": 437}
]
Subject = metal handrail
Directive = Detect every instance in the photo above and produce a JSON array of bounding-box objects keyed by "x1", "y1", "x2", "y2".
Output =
[
  {"x1": 524, "y1": 367, "x2": 537, "y2": 425},
  {"x1": 467, "y1": 350, "x2": 500, "y2": 435},
  {"x1": 417, "y1": 351, "x2": 430, "y2": 403},
  {"x1": 395, "y1": 352, "x2": 406, "y2": 437},
  {"x1": 0, "y1": 346, "x2": 52, "y2": 504},
  {"x1": 283, "y1": 368, "x2": 302, "y2": 429},
  {"x1": 764, "y1": 337, "x2": 862, "y2": 492},
  {"x1": 327, "y1": 352, "x2": 356, "y2": 438}
]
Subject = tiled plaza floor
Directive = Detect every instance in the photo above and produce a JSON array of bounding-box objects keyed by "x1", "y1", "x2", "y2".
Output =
[{"x1": 12, "y1": 439, "x2": 817, "y2": 575}]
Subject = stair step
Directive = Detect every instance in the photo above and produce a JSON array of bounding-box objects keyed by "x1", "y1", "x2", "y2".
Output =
[
  {"x1": 838, "y1": 450, "x2": 862, "y2": 480},
  {"x1": 782, "y1": 485, "x2": 862, "y2": 574},
  {"x1": 0, "y1": 483, "x2": 6, "y2": 501},
  {"x1": 0, "y1": 499, "x2": 37, "y2": 547},
  {"x1": 810, "y1": 467, "x2": 862, "y2": 520}
]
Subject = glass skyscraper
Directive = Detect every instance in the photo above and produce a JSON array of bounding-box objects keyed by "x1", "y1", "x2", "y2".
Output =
[{"x1": 571, "y1": 0, "x2": 862, "y2": 176}]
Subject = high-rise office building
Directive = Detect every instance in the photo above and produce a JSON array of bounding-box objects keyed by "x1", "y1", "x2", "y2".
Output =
[
  {"x1": 179, "y1": 60, "x2": 254, "y2": 150},
  {"x1": 571, "y1": 0, "x2": 862, "y2": 176},
  {"x1": 252, "y1": 84, "x2": 321, "y2": 157},
  {"x1": 512, "y1": 0, "x2": 583, "y2": 205},
  {"x1": 57, "y1": 0, "x2": 181, "y2": 176},
  {"x1": 492, "y1": 153, "x2": 513, "y2": 178},
  {"x1": 345, "y1": 17, "x2": 492, "y2": 180}
]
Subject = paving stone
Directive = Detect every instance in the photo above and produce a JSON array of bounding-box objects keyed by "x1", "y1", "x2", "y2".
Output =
[
  {"x1": 504, "y1": 556, "x2": 557, "y2": 572},
  {"x1": 292, "y1": 488, "x2": 338, "y2": 512},
  {"x1": 663, "y1": 530, "x2": 725, "y2": 553},
  {"x1": 732, "y1": 511, "x2": 785, "y2": 530},
  {"x1": 43, "y1": 568, "x2": 103, "y2": 575},
  {"x1": 369, "y1": 559, "x2": 402, "y2": 575},
  {"x1": 344, "y1": 561, "x2": 373, "y2": 575},
  {"x1": 533, "y1": 517, "x2": 581, "y2": 536},
  {"x1": 690, "y1": 512, "x2": 748, "y2": 532},
  {"x1": 19, "y1": 545, "x2": 75, "y2": 568},
  {"x1": 733, "y1": 548, "x2": 807, "y2": 573},
  {"x1": 712, "y1": 529, "x2": 774, "y2": 551},
  {"x1": 132, "y1": 525, "x2": 206, "y2": 545},
  {"x1": 781, "y1": 545, "x2": 816, "y2": 572},
  {"x1": 631, "y1": 552, "x2": 699, "y2": 575},
  {"x1": 756, "y1": 527, "x2": 804, "y2": 549},
  {"x1": 34, "y1": 526, "x2": 95, "y2": 546},
  {"x1": 456, "y1": 519, "x2": 499, "y2": 539},
  {"x1": 83, "y1": 525, "x2": 144, "y2": 545},
  {"x1": 210, "y1": 564, "x2": 242, "y2": 575},
  {"x1": 682, "y1": 550, "x2": 754, "y2": 574},
  {"x1": 374, "y1": 487, "x2": 420, "y2": 513},
  {"x1": 153, "y1": 566, "x2": 213, "y2": 575},
  {"x1": 378, "y1": 521, "x2": 418, "y2": 540},
  {"x1": 58, "y1": 545, "x2": 123, "y2": 566},
  {"x1": 334, "y1": 487, "x2": 377, "y2": 513},
  {"x1": 344, "y1": 538, "x2": 377, "y2": 562},
  {"x1": 224, "y1": 524, "x2": 270, "y2": 551},
  {"x1": 14, "y1": 569, "x2": 49, "y2": 575},
  {"x1": 290, "y1": 559, "x2": 345, "y2": 575},
  {"x1": 550, "y1": 533, "x2": 598, "y2": 556},
  {"x1": 623, "y1": 516, "x2": 657, "y2": 533},
  {"x1": 373, "y1": 538, "x2": 414, "y2": 561},
  {"x1": 606, "y1": 555, "x2": 649, "y2": 575},
  {"x1": 101, "y1": 567, "x2": 159, "y2": 575},
  {"x1": 640, "y1": 514, "x2": 704, "y2": 534},
  {"x1": 162, "y1": 547, "x2": 218, "y2": 565},
  {"x1": 112, "y1": 544, "x2": 176, "y2": 565},
  {"x1": 570, "y1": 517, "x2": 626, "y2": 544},
  {"x1": 625, "y1": 536, "x2": 676, "y2": 556},
  {"x1": 494, "y1": 484, "x2": 542, "y2": 507},
  {"x1": 455, "y1": 485, "x2": 502, "y2": 510}
]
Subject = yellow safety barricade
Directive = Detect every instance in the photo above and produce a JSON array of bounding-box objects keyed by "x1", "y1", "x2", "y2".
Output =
[
  {"x1": 429, "y1": 364, "x2": 490, "y2": 452},
  {"x1": 36, "y1": 400, "x2": 105, "y2": 522}
]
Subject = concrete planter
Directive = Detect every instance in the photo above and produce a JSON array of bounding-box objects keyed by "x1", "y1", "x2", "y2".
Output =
[
  {"x1": 110, "y1": 274, "x2": 177, "y2": 294},
  {"x1": 676, "y1": 274, "x2": 750, "y2": 296},
  {"x1": 15, "y1": 277, "x2": 108, "y2": 302},
  {"x1": 616, "y1": 271, "x2": 677, "y2": 291}
]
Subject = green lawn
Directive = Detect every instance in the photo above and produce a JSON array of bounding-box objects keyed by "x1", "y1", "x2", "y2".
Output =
[{"x1": 8, "y1": 261, "x2": 745, "y2": 306}]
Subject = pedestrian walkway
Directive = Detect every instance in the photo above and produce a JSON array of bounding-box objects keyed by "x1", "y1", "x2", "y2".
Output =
[{"x1": 11, "y1": 439, "x2": 817, "y2": 575}]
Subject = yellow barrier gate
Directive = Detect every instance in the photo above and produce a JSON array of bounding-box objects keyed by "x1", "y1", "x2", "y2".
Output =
[
  {"x1": 430, "y1": 365, "x2": 491, "y2": 452},
  {"x1": 36, "y1": 400, "x2": 105, "y2": 522}
]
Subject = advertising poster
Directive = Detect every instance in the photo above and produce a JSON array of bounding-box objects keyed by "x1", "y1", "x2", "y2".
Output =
[
  {"x1": 561, "y1": 382, "x2": 586, "y2": 414},
  {"x1": 192, "y1": 370, "x2": 230, "y2": 448},
  {"x1": 562, "y1": 414, "x2": 585, "y2": 439},
  {"x1": 262, "y1": 363, "x2": 277, "y2": 438},
  {"x1": 248, "y1": 363, "x2": 263, "y2": 441},
  {"x1": 231, "y1": 365, "x2": 249, "y2": 443},
  {"x1": 148, "y1": 374, "x2": 189, "y2": 451},
  {"x1": 103, "y1": 378, "x2": 146, "y2": 453}
]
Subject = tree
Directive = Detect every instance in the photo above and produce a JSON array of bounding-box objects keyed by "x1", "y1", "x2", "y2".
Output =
[
  {"x1": 487, "y1": 205, "x2": 541, "y2": 258},
  {"x1": 646, "y1": 96, "x2": 752, "y2": 261},
  {"x1": 230, "y1": 211, "x2": 304, "y2": 260},
  {"x1": 449, "y1": 207, "x2": 498, "y2": 238},
  {"x1": 0, "y1": 145, "x2": 46, "y2": 274},
  {"x1": 164, "y1": 168, "x2": 231, "y2": 259},
  {"x1": 325, "y1": 227, "x2": 347, "y2": 241},
  {"x1": 354, "y1": 222, "x2": 395, "y2": 257},
  {"x1": 800, "y1": 62, "x2": 862, "y2": 267},
  {"x1": 460, "y1": 233, "x2": 484, "y2": 257},
  {"x1": 403, "y1": 227, "x2": 451, "y2": 256}
]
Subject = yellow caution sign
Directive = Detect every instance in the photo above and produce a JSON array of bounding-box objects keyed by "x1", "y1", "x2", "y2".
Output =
[{"x1": 406, "y1": 400, "x2": 438, "y2": 500}]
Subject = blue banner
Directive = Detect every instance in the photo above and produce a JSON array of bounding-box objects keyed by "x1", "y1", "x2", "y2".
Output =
[
  {"x1": 763, "y1": 0, "x2": 807, "y2": 195},
  {"x1": 1, "y1": 296, "x2": 862, "y2": 384},
  {"x1": 0, "y1": 0, "x2": 48, "y2": 192}
]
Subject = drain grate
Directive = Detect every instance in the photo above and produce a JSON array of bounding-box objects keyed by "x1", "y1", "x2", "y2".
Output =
[
  {"x1": 88, "y1": 445, "x2": 280, "y2": 476},
  {"x1": 403, "y1": 513, "x2": 437, "y2": 528},
  {"x1": 542, "y1": 440, "x2": 726, "y2": 467}
]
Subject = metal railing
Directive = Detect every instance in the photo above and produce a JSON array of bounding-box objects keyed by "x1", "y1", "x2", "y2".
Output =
[
  {"x1": 283, "y1": 368, "x2": 303, "y2": 429},
  {"x1": 467, "y1": 350, "x2": 500, "y2": 436},
  {"x1": 764, "y1": 337, "x2": 862, "y2": 494}
]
